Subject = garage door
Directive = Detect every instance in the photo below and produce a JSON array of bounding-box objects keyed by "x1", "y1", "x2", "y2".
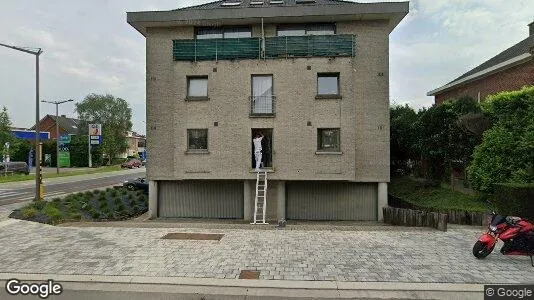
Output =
[
  {"x1": 158, "y1": 180, "x2": 243, "y2": 218},
  {"x1": 286, "y1": 182, "x2": 377, "y2": 221}
]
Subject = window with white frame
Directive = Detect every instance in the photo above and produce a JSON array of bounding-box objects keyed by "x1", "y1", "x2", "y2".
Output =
[
  {"x1": 187, "y1": 76, "x2": 208, "y2": 98},
  {"x1": 317, "y1": 128, "x2": 340, "y2": 152}
]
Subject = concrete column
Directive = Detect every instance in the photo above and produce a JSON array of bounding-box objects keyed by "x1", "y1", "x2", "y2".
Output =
[
  {"x1": 244, "y1": 180, "x2": 252, "y2": 221},
  {"x1": 377, "y1": 182, "x2": 388, "y2": 221},
  {"x1": 148, "y1": 180, "x2": 158, "y2": 219},
  {"x1": 277, "y1": 181, "x2": 286, "y2": 220}
]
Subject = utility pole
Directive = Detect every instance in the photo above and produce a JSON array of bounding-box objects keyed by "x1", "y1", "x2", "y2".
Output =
[
  {"x1": 0, "y1": 42, "x2": 43, "y2": 201},
  {"x1": 41, "y1": 99, "x2": 74, "y2": 174}
]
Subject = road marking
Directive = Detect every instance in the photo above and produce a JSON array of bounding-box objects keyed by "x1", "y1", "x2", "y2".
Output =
[{"x1": 0, "y1": 192, "x2": 28, "y2": 199}]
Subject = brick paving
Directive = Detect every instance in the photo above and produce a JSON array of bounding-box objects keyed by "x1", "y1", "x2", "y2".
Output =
[{"x1": 0, "y1": 218, "x2": 532, "y2": 284}]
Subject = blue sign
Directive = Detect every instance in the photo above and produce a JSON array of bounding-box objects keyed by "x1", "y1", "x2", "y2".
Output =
[{"x1": 11, "y1": 130, "x2": 50, "y2": 140}]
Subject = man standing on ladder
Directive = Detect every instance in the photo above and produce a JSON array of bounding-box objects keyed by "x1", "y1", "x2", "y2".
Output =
[{"x1": 253, "y1": 132, "x2": 264, "y2": 172}]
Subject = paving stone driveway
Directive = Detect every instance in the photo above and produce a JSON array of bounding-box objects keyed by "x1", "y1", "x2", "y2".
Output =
[{"x1": 0, "y1": 219, "x2": 532, "y2": 284}]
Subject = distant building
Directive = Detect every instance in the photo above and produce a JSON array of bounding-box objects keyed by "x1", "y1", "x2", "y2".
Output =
[
  {"x1": 428, "y1": 22, "x2": 534, "y2": 104},
  {"x1": 30, "y1": 114, "x2": 82, "y2": 139},
  {"x1": 121, "y1": 131, "x2": 146, "y2": 158},
  {"x1": 10, "y1": 127, "x2": 50, "y2": 140}
]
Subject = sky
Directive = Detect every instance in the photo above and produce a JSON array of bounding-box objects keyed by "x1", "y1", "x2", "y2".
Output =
[{"x1": 0, "y1": 0, "x2": 533, "y2": 135}]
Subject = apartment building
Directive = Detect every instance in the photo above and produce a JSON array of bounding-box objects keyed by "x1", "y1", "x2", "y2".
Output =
[{"x1": 127, "y1": 0, "x2": 408, "y2": 221}]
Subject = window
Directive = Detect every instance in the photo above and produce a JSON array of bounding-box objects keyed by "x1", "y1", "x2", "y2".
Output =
[
  {"x1": 277, "y1": 23, "x2": 335, "y2": 36},
  {"x1": 187, "y1": 129, "x2": 208, "y2": 151},
  {"x1": 317, "y1": 128, "x2": 340, "y2": 152},
  {"x1": 251, "y1": 75, "x2": 274, "y2": 115},
  {"x1": 196, "y1": 27, "x2": 252, "y2": 39},
  {"x1": 187, "y1": 76, "x2": 208, "y2": 99},
  {"x1": 317, "y1": 73, "x2": 340, "y2": 96}
]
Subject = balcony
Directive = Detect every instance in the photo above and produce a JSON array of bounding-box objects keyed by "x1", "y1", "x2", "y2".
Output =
[
  {"x1": 250, "y1": 96, "x2": 276, "y2": 117},
  {"x1": 173, "y1": 35, "x2": 356, "y2": 61}
]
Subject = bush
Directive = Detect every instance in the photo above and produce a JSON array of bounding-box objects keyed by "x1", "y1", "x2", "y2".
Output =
[
  {"x1": 492, "y1": 183, "x2": 534, "y2": 220},
  {"x1": 22, "y1": 207, "x2": 38, "y2": 219},
  {"x1": 43, "y1": 204, "x2": 63, "y2": 223}
]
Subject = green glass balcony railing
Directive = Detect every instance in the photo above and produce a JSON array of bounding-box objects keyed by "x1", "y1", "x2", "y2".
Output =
[{"x1": 173, "y1": 34, "x2": 356, "y2": 61}]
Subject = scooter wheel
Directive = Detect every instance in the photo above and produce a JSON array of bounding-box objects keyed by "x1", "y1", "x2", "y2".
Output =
[{"x1": 473, "y1": 241, "x2": 494, "y2": 259}]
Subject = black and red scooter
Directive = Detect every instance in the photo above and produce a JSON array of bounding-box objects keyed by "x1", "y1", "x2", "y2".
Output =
[{"x1": 472, "y1": 208, "x2": 534, "y2": 266}]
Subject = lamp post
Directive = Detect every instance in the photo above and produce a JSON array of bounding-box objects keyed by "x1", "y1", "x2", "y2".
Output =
[
  {"x1": 0, "y1": 42, "x2": 43, "y2": 201},
  {"x1": 41, "y1": 99, "x2": 74, "y2": 174}
]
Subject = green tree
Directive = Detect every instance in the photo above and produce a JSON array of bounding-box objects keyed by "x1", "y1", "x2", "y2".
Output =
[
  {"x1": 390, "y1": 104, "x2": 419, "y2": 171},
  {"x1": 0, "y1": 106, "x2": 14, "y2": 160},
  {"x1": 75, "y1": 94, "x2": 132, "y2": 165},
  {"x1": 414, "y1": 96, "x2": 481, "y2": 180},
  {"x1": 468, "y1": 86, "x2": 534, "y2": 192}
]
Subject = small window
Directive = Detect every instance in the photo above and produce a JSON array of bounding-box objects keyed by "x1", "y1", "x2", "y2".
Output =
[
  {"x1": 223, "y1": 27, "x2": 252, "y2": 39},
  {"x1": 187, "y1": 129, "x2": 208, "y2": 150},
  {"x1": 317, "y1": 128, "x2": 340, "y2": 152},
  {"x1": 317, "y1": 73, "x2": 340, "y2": 96},
  {"x1": 196, "y1": 27, "x2": 251, "y2": 39},
  {"x1": 187, "y1": 76, "x2": 208, "y2": 98}
]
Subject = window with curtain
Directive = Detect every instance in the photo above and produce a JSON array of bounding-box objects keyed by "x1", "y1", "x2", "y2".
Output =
[
  {"x1": 317, "y1": 128, "x2": 340, "y2": 152},
  {"x1": 251, "y1": 75, "x2": 273, "y2": 114},
  {"x1": 187, "y1": 76, "x2": 208, "y2": 98},
  {"x1": 317, "y1": 73, "x2": 340, "y2": 96},
  {"x1": 187, "y1": 129, "x2": 208, "y2": 150}
]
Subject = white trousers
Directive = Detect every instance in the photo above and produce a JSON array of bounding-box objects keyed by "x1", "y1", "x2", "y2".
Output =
[{"x1": 254, "y1": 151, "x2": 262, "y2": 170}]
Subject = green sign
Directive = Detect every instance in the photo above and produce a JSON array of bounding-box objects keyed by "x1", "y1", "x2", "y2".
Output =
[
  {"x1": 59, "y1": 152, "x2": 70, "y2": 167},
  {"x1": 59, "y1": 135, "x2": 71, "y2": 167}
]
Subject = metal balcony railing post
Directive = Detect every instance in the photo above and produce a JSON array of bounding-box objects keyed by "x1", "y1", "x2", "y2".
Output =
[
  {"x1": 215, "y1": 39, "x2": 218, "y2": 61},
  {"x1": 194, "y1": 40, "x2": 197, "y2": 62},
  {"x1": 285, "y1": 36, "x2": 288, "y2": 59}
]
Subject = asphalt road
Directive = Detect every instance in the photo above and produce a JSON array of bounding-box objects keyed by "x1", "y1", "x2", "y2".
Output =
[{"x1": 0, "y1": 170, "x2": 145, "y2": 206}]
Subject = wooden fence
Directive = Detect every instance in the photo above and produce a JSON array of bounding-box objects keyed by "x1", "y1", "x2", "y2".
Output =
[{"x1": 383, "y1": 207, "x2": 448, "y2": 231}]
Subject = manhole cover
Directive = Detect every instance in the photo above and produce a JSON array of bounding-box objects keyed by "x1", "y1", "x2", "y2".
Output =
[
  {"x1": 239, "y1": 270, "x2": 260, "y2": 279},
  {"x1": 162, "y1": 233, "x2": 224, "y2": 241}
]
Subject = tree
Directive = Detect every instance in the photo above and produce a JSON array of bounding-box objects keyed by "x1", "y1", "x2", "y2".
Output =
[
  {"x1": 468, "y1": 86, "x2": 534, "y2": 192},
  {"x1": 414, "y1": 96, "x2": 481, "y2": 181},
  {"x1": 0, "y1": 106, "x2": 14, "y2": 160},
  {"x1": 390, "y1": 104, "x2": 419, "y2": 172},
  {"x1": 75, "y1": 94, "x2": 132, "y2": 165}
]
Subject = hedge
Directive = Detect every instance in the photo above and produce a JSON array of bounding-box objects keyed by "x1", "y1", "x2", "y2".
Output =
[{"x1": 492, "y1": 183, "x2": 534, "y2": 220}]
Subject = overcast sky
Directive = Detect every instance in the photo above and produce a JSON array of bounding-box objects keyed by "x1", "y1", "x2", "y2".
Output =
[{"x1": 1, "y1": 0, "x2": 533, "y2": 135}]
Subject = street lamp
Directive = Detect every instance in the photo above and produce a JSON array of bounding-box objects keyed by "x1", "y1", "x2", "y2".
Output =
[
  {"x1": 41, "y1": 99, "x2": 74, "y2": 174},
  {"x1": 0, "y1": 42, "x2": 43, "y2": 201}
]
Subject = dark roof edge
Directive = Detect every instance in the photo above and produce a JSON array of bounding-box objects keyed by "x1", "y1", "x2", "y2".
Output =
[
  {"x1": 427, "y1": 53, "x2": 533, "y2": 96},
  {"x1": 127, "y1": 2, "x2": 409, "y2": 36}
]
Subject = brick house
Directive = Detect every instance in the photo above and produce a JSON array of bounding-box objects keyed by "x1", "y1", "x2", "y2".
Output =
[
  {"x1": 428, "y1": 22, "x2": 534, "y2": 104},
  {"x1": 127, "y1": 0, "x2": 408, "y2": 221},
  {"x1": 31, "y1": 114, "x2": 81, "y2": 140},
  {"x1": 120, "y1": 131, "x2": 146, "y2": 158}
]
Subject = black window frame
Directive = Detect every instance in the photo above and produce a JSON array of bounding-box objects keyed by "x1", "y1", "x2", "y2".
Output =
[
  {"x1": 317, "y1": 128, "x2": 341, "y2": 152},
  {"x1": 186, "y1": 75, "x2": 209, "y2": 100},
  {"x1": 316, "y1": 73, "x2": 340, "y2": 98},
  {"x1": 187, "y1": 129, "x2": 209, "y2": 152}
]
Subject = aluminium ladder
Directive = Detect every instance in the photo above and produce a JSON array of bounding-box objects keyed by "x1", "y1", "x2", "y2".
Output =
[{"x1": 251, "y1": 170, "x2": 268, "y2": 225}]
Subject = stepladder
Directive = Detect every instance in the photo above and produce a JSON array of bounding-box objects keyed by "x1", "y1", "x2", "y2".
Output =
[{"x1": 251, "y1": 170, "x2": 268, "y2": 224}]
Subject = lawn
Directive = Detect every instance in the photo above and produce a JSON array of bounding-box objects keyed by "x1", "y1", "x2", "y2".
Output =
[
  {"x1": 9, "y1": 187, "x2": 148, "y2": 224},
  {"x1": 0, "y1": 165, "x2": 122, "y2": 184},
  {"x1": 389, "y1": 176, "x2": 488, "y2": 213}
]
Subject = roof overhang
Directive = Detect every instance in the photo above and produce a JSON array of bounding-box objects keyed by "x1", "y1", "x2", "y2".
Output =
[
  {"x1": 427, "y1": 52, "x2": 533, "y2": 96},
  {"x1": 127, "y1": 2, "x2": 409, "y2": 36}
]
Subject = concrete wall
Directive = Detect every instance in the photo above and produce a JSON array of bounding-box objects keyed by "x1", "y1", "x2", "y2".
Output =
[
  {"x1": 435, "y1": 59, "x2": 534, "y2": 104},
  {"x1": 145, "y1": 20, "x2": 390, "y2": 183}
]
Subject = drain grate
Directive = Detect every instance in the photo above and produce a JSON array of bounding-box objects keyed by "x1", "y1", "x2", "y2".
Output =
[
  {"x1": 162, "y1": 233, "x2": 224, "y2": 241},
  {"x1": 239, "y1": 270, "x2": 260, "y2": 279}
]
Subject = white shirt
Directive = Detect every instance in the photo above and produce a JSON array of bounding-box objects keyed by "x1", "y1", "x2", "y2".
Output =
[{"x1": 253, "y1": 137, "x2": 263, "y2": 153}]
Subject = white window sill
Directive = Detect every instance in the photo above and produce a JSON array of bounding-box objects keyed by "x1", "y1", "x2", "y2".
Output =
[
  {"x1": 249, "y1": 169, "x2": 275, "y2": 173},
  {"x1": 315, "y1": 151, "x2": 343, "y2": 155}
]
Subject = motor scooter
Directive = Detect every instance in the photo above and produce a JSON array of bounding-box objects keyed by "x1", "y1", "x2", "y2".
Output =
[{"x1": 473, "y1": 210, "x2": 534, "y2": 266}]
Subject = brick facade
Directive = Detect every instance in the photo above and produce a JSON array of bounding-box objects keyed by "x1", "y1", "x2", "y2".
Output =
[{"x1": 435, "y1": 59, "x2": 534, "y2": 104}]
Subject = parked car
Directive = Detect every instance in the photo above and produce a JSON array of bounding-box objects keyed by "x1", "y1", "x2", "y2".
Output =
[
  {"x1": 0, "y1": 162, "x2": 30, "y2": 175},
  {"x1": 123, "y1": 177, "x2": 148, "y2": 193},
  {"x1": 121, "y1": 159, "x2": 142, "y2": 169}
]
